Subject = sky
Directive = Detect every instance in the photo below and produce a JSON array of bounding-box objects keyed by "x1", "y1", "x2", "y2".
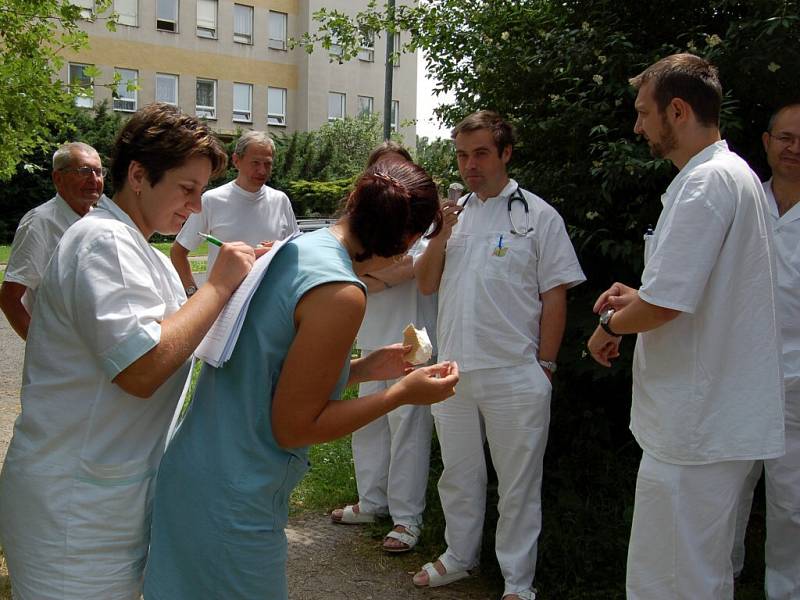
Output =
[{"x1": 415, "y1": 53, "x2": 456, "y2": 140}]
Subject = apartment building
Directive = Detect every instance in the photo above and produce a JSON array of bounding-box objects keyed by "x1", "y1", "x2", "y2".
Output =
[{"x1": 62, "y1": 0, "x2": 417, "y2": 142}]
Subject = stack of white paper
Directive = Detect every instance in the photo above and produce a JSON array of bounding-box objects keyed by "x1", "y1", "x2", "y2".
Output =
[{"x1": 194, "y1": 232, "x2": 300, "y2": 367}]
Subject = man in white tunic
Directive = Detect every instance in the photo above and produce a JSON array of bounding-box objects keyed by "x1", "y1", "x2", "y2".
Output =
[
  {"x1": 587, "y1": 54, "x2": 785, "y2": 599},
  {"x1": 0, "y1": 142, "x2": 105, "y2": 339},
  {"x1": 413, "y1": 111, "x2": 585, "y2": 600},
  {"x1": 732, "y1": 100, "x2": 800, "y2": 599},
  {"x1": 171, "y1": 130, "x2": 298, "y2": 296}
]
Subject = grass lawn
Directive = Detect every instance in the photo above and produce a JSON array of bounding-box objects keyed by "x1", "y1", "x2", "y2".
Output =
[
  {"x1": 150, "y1": 240, "x2": 208, "y2": 257},
  {"x1": 0, "y1": 246, "x2": 9, "y2": 264}
]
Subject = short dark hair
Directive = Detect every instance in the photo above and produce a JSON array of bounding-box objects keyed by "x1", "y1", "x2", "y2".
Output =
[
  {"x1": 629, "y1": 53, "x2": 722, "y2": 127},
  {"x1": 767, "y1": 100, "x2": 800, "y2": 132},
  {"x1": 110, "y1": 103, "x2": 228, "y2": 191},
  {"x1": 366, "y1": 141, "x2": 413, "y2": 167},
  {"x1": 344, "y1": 161, "x2": 443, "y2": 262},
  {"x1": 451, "y1": 110, "x2": 516, "y2": 156}
]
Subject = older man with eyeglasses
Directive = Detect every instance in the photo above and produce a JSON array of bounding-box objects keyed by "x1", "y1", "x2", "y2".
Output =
[
  {"x1": 732, "y1": 100, "x2": 800, "y2": 599},
  {"x1": 0, "y1": 142, "x2": 106, "y2": 340}
]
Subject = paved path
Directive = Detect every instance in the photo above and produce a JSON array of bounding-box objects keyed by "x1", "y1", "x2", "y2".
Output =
[{"x1": 0, "y1": 315, "x2": 496, "y2": 599}]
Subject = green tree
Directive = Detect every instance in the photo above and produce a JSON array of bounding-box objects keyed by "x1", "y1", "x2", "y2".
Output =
[{"x1": 0, "y1": 0, "x2": 115, "y2": 181}]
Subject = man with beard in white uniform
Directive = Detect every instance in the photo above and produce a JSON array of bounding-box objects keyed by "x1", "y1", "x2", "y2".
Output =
[
  {"x1": 732, "y1": 100, "x2": 800, "y2": 599},
  {"x1": 587, "y1": 54, "x2": 785, "y2": 599},
  {"x1": 413, "y1": 111, "x2": 585, "y2": 600}
]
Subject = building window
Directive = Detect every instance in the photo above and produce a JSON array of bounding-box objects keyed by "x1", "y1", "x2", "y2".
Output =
[
  {"x1": 233, "y1": 4, "x2": 253, "y2": 45},
  {"x1": 114, "y1": 0, "x2": 137, "y2": 26},
  {"x1": 358, "y1": 34, "x2": 374, "y2": 62},
  {"x1": 113, "y1": 68, "x2": 138, "y2": 112},
  {"x1": 156, "y1": 73, "x2": 178, "y2": 105},
  {"x1": 391, "y1": 100, "x2": 399, "y2": 131},
  {"x1": 233, "y1": 83, "x2": 252, "y2": 122},
  {"x1": 196, "y1": 0, "x2": 216, "y2": 38},
  {"x1": 196, "y1": 78, "x2": 216, "y2": 119},
  {"x1": 329, "y1": 35, "x2": 343, "y2": 59},
  {"x1": 73, "y1": 0, "x2": 94, "y2": 19},
  {"x1": 268, "y1": 11, "x2": 287, "y2": 50},
  {"x1": 69, "y1": 63, "x2": 93, "y2": 108},
  {"x1": 328, "y1": 92, "x2": 345, "y2": 121},
  {"x1": 268, "y1": 87, "x2": 287, "y2": 126},
  {"x1": 392, "y1": 32, "x2": 401, "y2": 67},
  {"x1": 357, "y1": 95, "x2": 373, "y2": 117},
  {"x1": 156, "y1": 0, "x2": 178, "y2": 32}
]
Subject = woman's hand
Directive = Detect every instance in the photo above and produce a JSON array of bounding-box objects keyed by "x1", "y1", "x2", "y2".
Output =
[
  {"x1": 352, "y1": 343, "x2": 413, "y2": 383},
  {"x1": 206, "y1": 242, "x2": 260, "y2": 295},
  {"x1": 386, "y1": 361, "x2": 460, "y2": 407}
]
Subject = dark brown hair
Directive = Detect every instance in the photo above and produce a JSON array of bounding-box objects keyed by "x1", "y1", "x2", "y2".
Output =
[
  {"x1": 629, "y1": 53, "x2": 722, "y2": 127},
  {"x1": 110, "y1": 102, "x2": 228, "y2": 191},
  {"x1": 344, "y1": 161, "x2": 443, "y2": 261},
  {"x1": 452, "y1": 110, "x2": 517, "y2": 156},
  {"x1": 366, "y1": 141, "x2": 413, "y2": 167}
]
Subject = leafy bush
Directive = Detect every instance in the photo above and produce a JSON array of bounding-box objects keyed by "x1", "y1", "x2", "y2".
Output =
[{"x1": 284, "y1": 177, "x2": 356, "y2": 217}]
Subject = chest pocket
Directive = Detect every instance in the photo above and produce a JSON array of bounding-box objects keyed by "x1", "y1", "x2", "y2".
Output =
[
  {"x1": 484, "y1": 231, "x2": 538, "y2": 283},
  {"x1": 442, "y1": 234, "x2": 469, "y2": 280}
]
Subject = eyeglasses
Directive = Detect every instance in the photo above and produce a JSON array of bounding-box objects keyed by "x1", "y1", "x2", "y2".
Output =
[
  {"x1": 768, "y1": 133, "x2": 800, "y2": 147},
  {"x1": 60, "y1": 166, "x2": 107, "y2": 178}
]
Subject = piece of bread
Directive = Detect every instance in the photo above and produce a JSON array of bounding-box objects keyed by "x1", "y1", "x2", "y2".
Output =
[{"x1": 403, "y1": 323, "x2": 432, "y2": 365}]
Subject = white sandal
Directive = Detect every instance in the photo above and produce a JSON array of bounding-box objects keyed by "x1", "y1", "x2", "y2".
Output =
[
  {"x1": 412, "y1": 561, "x2": 470, "y2": 588},
  {"x1": 330, "y1": 504, "x2": 375, "y2": 524},
  {"x1": 382, "y1": 523, "x2": 420, "y2": 553},
  {"x1": 502, "y1": 590, "x2": 537, "y2": 600}
]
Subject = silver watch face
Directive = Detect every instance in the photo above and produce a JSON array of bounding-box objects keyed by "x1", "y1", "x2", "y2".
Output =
[{"x1": 600, "y1": 308, "x2": 614, "y2": 325}]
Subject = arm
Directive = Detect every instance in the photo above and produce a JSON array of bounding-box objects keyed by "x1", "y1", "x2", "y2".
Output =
[
  {"x1": 272, "y1": 282, "x2": 458, "y2": 448},
  {"x1": 587, "y1": 290, "x2": 681, "y2": 367},
  {"x1": 361, "y1": 255, "x2": 415, "y2": 294},
  {"x1": 113, "y1": 242, "x2": 260, "y2": 397},
  {"x1": 538, "y1": 284, "x2": 568, "y2": 380},
  {"x1": 0, "y1": 281, "x2": 30, "y2": 340},
  {"x1": 169, "y1": 241, "x2": 198, "y2": 294},
  {"x1": 415, "y1": 202, "x2": 462, "y2": 295}
]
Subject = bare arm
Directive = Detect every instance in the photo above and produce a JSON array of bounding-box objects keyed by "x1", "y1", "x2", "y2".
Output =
[
  {"x1": 272, "y1": 282, "x2": 458, "y2": 448},
  {"x1": 169, "y1": 241, "x2": 197, "y2": 293},
  {"x1": 587, "y1": 290, "x2": 681, "y2": 367},
  {"x1": 415, "y1": 202, "x2": 462, "y2": 295},
  {"x1": 0, "y1": 281, "x2": 30, "y2": 340},
  {"x1": 538, "y1": 284, "x2": 568, "y2": 380},
  {"x1": 113, "y1": 242, "x2": 259, "y2": 397}
]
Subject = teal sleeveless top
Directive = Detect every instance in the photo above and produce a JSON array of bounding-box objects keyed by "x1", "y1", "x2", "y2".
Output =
[{"x1": 144, "y1": 229, "x2": 365, "y2": 599}]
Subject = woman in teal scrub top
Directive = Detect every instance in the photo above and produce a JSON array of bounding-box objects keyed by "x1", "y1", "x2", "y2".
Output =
[{"x1": 144, "y1": 161, "x2": 459, "y2": 599}]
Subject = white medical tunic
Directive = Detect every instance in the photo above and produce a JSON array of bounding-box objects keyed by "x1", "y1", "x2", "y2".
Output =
[
  {"x1": 438, "y1": 179, "x2": 585, "y2": 372},
  {"x1": 0, "y1": 197, "x2": 191, "y2": 599},
  {"x1": 765, "y1": 179, "x2": 800, "y2": 391},
  {"x1": 4, "y1": 194, "x2": 99, "y2": 312},
  {"x1": 632, "y1": 141, "x2": 785, "y2": 465},
  {"x1": 176, "y1": 180, "x2": 298, "y2": 270}
]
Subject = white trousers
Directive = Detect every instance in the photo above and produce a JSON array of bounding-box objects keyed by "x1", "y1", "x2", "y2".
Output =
[
  {"x1": 432, "y1": 363, "x2": 551, "y2": 597},
  {"x1": 352, "y1": 376, "x2": 433, "y2": 527},
  {"x1": 627, "y1": 453, "x2": 755, "y2": 600},
  {"x1": 732, "y1": 389, "x2": 800, "y2": 599}
]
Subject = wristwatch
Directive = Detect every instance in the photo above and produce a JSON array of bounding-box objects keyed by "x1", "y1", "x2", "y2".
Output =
[
  {"x1": 538, "y1": 359, "x2": 557, "y2": 373},
  {"x1": 186, "y1": 285, "x2": 197, "y2": 297},
  {"x1": 599, "y1": 307, "x2": 621, "y2": 337}
]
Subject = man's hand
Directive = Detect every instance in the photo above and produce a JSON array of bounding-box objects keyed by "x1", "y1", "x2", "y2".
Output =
[
  {"x1": 593, "y1": 282, "x2": 638, "y2": 314},
  {"x1": 587, "y1": 325, "x2": 622, "y2": 367},
  {"x1": 358, "y1": 343, "x2": 414, "y2": 382},
  {"x1": 438, "y1": 201, "x2": 464, "y2": 242}
]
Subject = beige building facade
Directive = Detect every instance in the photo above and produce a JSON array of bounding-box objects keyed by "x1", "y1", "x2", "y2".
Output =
[{"x1": 63, "y1": 0, "x2": 417, "y2": 142}]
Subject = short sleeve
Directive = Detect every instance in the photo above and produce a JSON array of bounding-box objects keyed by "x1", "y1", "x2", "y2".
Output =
[
  {"x1": 536, "y1": 208, "x2": 586, "y2": 293},
  {"x1": 175, "y1": 202, "x2": 209, "y2": 251},
  {"x1": 72, "y1": 230, "x2": 169, "y2": 378},
  {"x1": 282, "y1": 194, "x2": 300, "y2": 236},
  {"x1": 4, "y1": 215, "x2": 50, "y2": 290},
  {"x1": 639, "y1": 170, "x2": 733, "y2": 313}
]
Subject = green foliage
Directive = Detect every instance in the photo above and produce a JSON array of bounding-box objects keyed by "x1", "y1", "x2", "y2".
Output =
[
  {"x1": 415, "y1": 135, "x2": 459, "y2": 192},
  {"x1": 284, "y1": 177, "x2": 356, "y2": 217},
  {"x1": 0, "y1": 0, "x2": 116, "y2": 181}
]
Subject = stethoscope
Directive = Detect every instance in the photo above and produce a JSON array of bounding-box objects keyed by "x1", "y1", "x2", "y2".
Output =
[{"x1": 460, "y1": 184, "x2": 533, "y2": 236}]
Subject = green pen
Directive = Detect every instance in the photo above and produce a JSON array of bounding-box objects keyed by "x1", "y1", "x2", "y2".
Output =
[{"x1": 197, "y1": 232, "x2": 224, "y2": 247}]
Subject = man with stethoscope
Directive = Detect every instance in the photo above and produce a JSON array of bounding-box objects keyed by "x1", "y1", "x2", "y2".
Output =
[{"x1": 413, "y1": 110, "x2": 585, "y2": 600}]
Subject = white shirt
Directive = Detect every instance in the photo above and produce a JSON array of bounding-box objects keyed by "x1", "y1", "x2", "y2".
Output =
[
  {"x1": 765, "y1": 179, "x2": 800, "y2": 391},
  {"x1": 0, "y1": 197, "x2": 190, "y2": 596},
  {"x1": 176, "y1": 180, "x2": 298, "y2": 270},
  {"x1": 4, "y1": 194, "x2": 99, "y2": 312},
  {"x1": 437, "y1": 179, "x2": 585, "y2": 372},
  {"x1": 632, "y1": 141, "x2": 785, "y2": 464},
  {"x1": 358, "y1": 236, "x2": 435, "y2": 352}
]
